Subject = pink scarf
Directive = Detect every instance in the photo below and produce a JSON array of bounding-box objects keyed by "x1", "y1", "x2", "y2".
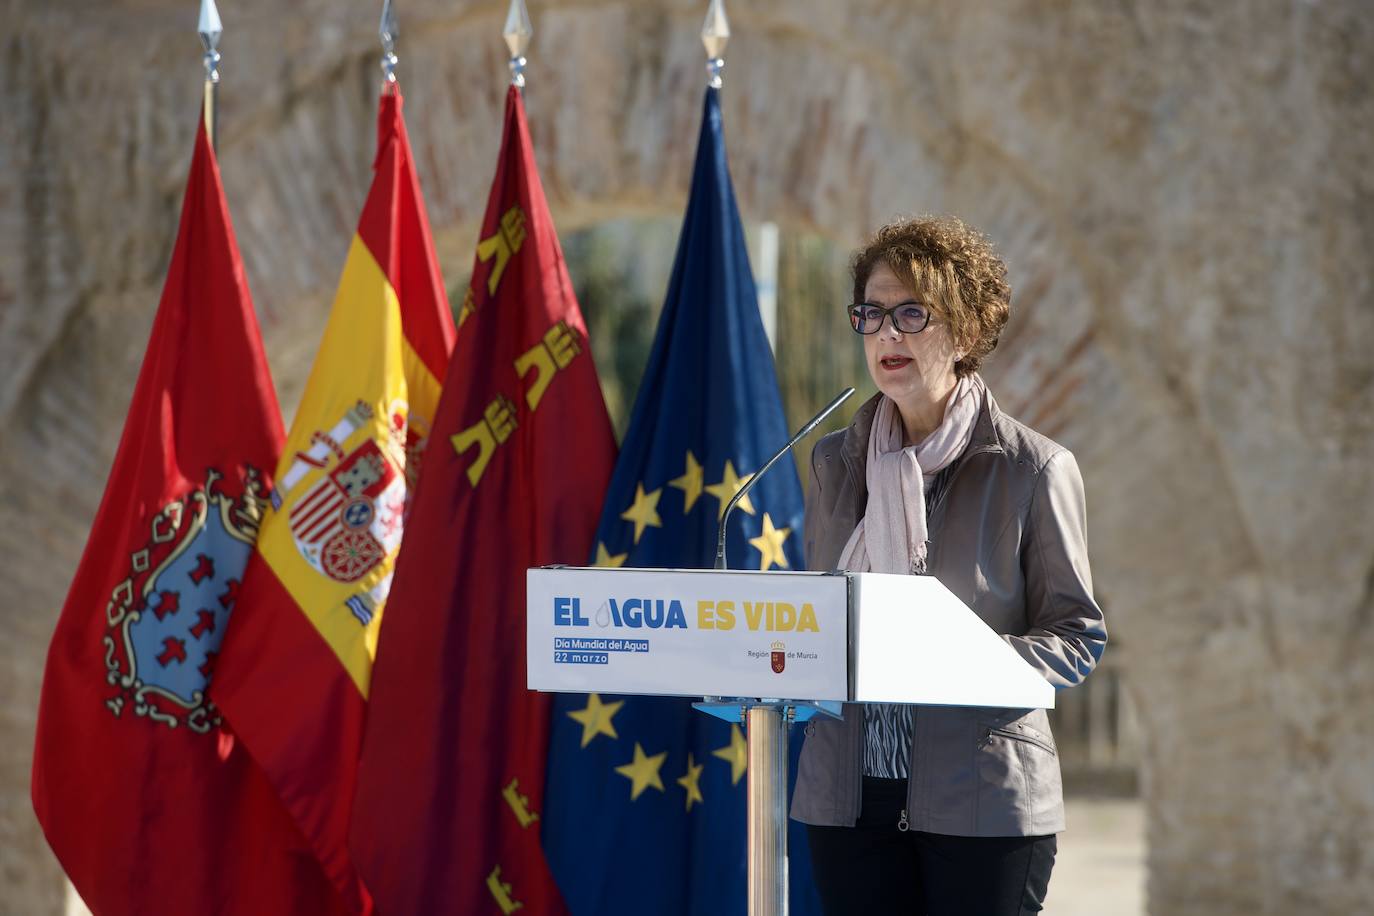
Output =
[{"x1": 838, "y1": 374, "x2": 984, "y2": 575}]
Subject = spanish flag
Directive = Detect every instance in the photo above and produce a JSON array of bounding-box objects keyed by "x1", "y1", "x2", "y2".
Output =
[{"x1": 212, "y1": 87, "x2": 455, "y2": 915}]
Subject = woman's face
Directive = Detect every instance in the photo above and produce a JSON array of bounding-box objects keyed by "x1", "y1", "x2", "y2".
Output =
[{"x1": 860, "y1": 262, "x2": 961, "y2": 411}]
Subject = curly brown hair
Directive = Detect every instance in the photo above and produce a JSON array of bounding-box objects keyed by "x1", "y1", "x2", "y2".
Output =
[{"x1": 851, "y1": 216, "x2": 1011, "y2": 378}]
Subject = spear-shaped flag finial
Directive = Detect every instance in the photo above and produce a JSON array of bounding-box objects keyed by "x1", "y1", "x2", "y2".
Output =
[
  {"x1": 198, "y1": 0, "x2": 222, "y2": 56},
  {"x1": 701, "y1": 0, "x2": 729, "y2": 88},
  {"x1": 380, "y1": 0, "x2": 399, "y2": 85},
  {"x1": 198, "y1": 0, "x2": 223, "y2": 147},
  {"x1": 503, "y1": 0, "x2": 533, "y2": 87},
  {"x1": 198, "y1": 0, "x2": 222, "y2": 79}
]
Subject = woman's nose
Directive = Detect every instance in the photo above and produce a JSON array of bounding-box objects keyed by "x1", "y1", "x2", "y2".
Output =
[{"x1": 877, "y1": 314, "x2": 903, "y2": 339}]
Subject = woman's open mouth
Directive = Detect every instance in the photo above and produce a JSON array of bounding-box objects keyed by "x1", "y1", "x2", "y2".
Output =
[{"x1": 879, "y1": 356, "x2": 912, "y2": 370}]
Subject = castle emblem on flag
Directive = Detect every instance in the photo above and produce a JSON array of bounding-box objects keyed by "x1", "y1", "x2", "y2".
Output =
[
  {"x1": 276, "y1": 400, "x2": 413, "y2": 594},
  {"x1": 102, "y1": 467, "x2": 268, "y2": 732},
  {"x1": 771, "y1": 641, "x2": 786, "y2": 674}
]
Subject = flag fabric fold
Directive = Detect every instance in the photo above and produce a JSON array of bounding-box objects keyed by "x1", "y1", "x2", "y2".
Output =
[
  {"x1": 541, "y1": 87, "x2": 823, "y2": 915},
  {"x1": 31, "y1": 116, "x2": 343, "y2": 916},
  {"x1": 210, "y1": 87, "x2": 455, "y2": 915},
  {"x1": 350, "y1": 84, "x2": 617, "y2": 915}
]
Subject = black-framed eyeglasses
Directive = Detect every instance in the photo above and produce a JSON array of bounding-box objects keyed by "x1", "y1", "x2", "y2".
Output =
[{"x1": 848, "y1": 300, "x2": 932, "y2": 335}]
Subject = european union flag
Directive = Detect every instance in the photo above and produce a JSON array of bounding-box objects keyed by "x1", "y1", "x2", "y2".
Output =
[{"x1": 542, "y1": 88, "x2": 821, "y2": 915}]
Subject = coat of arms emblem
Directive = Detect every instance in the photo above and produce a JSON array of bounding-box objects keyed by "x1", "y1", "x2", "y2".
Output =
[
  {"x1": 273, "y1": 399, "x2": 421, "y2": 623},
  {"x1": 771, "y1": 640, "x2": 786, "y2": 674},
  {"x1": 102, "y1": 467, "x2": 268, "y2": 732}
]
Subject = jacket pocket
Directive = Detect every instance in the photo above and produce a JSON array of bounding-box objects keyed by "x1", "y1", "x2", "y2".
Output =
[
  {"x1": 976, "y1": 707, "x2": 1057, "y2": 755},
  {"x1": 983, "y1": 723, "x2": 1056, "y2": 756},
  {"x1": 971, "y1": 708, "x2": 1062, "y2": 835}
]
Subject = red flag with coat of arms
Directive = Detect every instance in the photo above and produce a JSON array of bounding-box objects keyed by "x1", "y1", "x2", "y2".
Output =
[
  {"x1": 210, "y1": 86, "x2": 455, "y2": 915},
  {"x1": 349, "y1": 85, "x2": 617, "y2": 915},
  {"x1": 31, "y1": 116, "x2": 344, "y2": 916}
]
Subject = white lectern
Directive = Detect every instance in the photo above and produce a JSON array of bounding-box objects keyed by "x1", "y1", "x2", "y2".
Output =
[{"x1": 527, "y1": 566, "x2": 1053, "y2": 916}]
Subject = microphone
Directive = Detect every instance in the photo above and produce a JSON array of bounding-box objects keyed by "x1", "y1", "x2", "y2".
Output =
[{"x1": 713, "y1": 387, "x2": 856, "y2": 570}]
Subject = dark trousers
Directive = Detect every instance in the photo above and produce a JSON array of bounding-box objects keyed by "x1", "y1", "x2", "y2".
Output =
[{"x1": 806, "y1": 777, "x2": 1056, "y2": 916}]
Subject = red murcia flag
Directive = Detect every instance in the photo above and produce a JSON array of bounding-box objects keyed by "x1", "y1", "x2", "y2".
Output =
[
  {"x1": 350, "y1": 85, "x2": 617, "y2": 914},
  {"x1": 31, "y1": 117, "x2": 344, "y2": 916}
]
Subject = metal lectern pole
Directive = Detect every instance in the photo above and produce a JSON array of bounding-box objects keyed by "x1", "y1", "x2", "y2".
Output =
[{"x1": 746, "y1": 704, "x2": 789, "y2": 916}]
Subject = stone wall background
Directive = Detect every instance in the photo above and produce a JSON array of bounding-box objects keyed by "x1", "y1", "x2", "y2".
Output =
[{"x1": 3, "y1": 1, "x2": 1371, "y2": 913}]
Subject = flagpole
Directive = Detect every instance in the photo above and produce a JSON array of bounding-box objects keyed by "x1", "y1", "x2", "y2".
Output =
[
  {"x1": 698, "y1": 3, "x2": 790, "y2": 914},
  {"x1": 198, "y1": 0, "x2": 222, "y2": 150}
]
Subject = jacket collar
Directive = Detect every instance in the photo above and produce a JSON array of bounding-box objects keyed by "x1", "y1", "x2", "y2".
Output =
[
  {"x1": 969, "y1": 386, "x2": 1004, "y2": 454},
  {"x1": 840, "y1": 393, "x2": 881, "y2": 479}
]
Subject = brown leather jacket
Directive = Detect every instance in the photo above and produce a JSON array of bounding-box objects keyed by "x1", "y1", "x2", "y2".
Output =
[{"x1": 789, "y1": 389, "x2": 1107, "y2": 836}]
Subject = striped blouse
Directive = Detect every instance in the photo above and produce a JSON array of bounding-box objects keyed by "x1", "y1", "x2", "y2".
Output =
[{"x1": 860, "y1": 461, "x2": 956, "y2": 779}]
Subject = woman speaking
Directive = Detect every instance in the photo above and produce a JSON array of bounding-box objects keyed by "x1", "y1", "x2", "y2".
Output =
[{"x1": 791, "y1": 217, "x2": 1108, "y2": 915}]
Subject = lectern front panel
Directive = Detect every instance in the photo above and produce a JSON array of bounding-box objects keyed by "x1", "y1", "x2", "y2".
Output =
[{"x1": 527, "y1": 567, "x2": 849, "y2": 701}]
